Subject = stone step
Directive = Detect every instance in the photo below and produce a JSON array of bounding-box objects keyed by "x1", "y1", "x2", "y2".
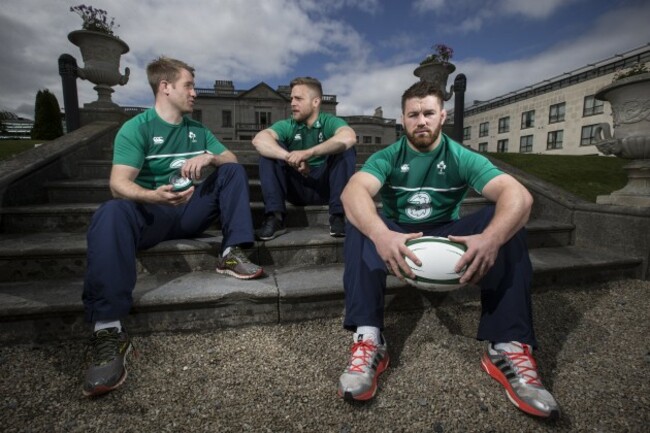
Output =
[
  {"x1": 0, "y1": 246, "x2": 642, "y2": 342},
  {"x1": 98, "y1": 148, "x2": 378, "y2": 165},
  {"x1": 98, "y1": 142, "x2": 387, "y2": 159},
  {"x1": 77, "y1": 160, "x2": 263, "y2": 180},
  {"x1": 0, "y1": 197, "x2": 489, "y2": 233},
  {"x1": 77, "y1": 160, "x2": 368, "y2": 181},
  {"x1": 0, "y1": 220, "x2": 574, "y2": 282},
  {"x1": 44, "y1": 178, "x2": 269, "y2": 203}
]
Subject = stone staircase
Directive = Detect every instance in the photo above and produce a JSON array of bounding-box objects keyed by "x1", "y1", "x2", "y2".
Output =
[{"x1": 0, "y1": 122, "x2": 645, "y2": 342}]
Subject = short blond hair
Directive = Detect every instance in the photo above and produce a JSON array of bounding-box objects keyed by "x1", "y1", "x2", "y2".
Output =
[{"x1": 290, "y1": 77, "x2": 323, "y2": 98}]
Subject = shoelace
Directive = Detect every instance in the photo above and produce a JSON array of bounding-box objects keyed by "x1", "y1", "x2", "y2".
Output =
[
  {"x1": 502, "y1": 344, "x2": 542, "y2": 386},
  {"x1": 347, "y1": 340, "x2": 378, "y2": 373},
  {"x1": 263, "y1": 215, "x2": 279, "y2": 230},
  {"x1": 91, "y1": 329, "x2": 120, "y2": 366},
  {"x1": 229, "y1": 247, "x2": 252, "y2": 264}
]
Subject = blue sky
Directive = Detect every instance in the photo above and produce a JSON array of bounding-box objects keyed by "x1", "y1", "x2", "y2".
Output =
[{"x1": 1, "y1": 0, "x2": 649, "y2": 122}]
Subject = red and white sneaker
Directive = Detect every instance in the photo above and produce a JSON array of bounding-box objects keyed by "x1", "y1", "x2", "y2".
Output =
[
  {"x1": 481, "y1": 342, "x2": 560, "y2": 418},
  {"x1": 337, "y1": 333, "x2": 389, "y2": 401}
]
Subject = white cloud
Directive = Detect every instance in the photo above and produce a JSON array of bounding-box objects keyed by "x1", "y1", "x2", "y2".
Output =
[
  {"x1": 413, "y1": 0, "x2": 446, "y2": 13},
  {"x1": 0, "y1": 0, "x2": 372, "y2": 119},
  {"x1": 501, "y1": 0, "x2": 573, "y2": 19},
  {"x1": 0, "y1": 0, "x2": 648, "y2": 131},
  {"x1": 412, "y1": 0, "x2": 579, "y2": 33},
  {"x1": 455, "y1": 3, "x2": 650, "y2": 108}
]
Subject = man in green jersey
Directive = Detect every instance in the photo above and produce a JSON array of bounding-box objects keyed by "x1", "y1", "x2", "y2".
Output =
[
  {"x1": 252, "y1": 77, "x2": 357, "y2": 239},
  {"x1": 336, "y1": 81, "x2": 560, "y2": 418},
  {"x1": 81, "y1": 57, "x2": 263, "y2": 397}
]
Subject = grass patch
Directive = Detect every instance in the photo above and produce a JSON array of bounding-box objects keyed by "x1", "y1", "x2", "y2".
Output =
[
  {"x1": 0, "y1": 140, "x2": 44, "y2": 161},
  {"x1": 487, "y1": 153, "x2": 628, "y2": 202}
]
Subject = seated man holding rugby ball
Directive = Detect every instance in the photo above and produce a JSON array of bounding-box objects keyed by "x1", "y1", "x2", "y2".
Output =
[
  {"x1": 337, "y1": 80, "x2": 559, "y2": 419},
  {"x1": 81, "y1": 56, "x2": 263, "y2": 397}
]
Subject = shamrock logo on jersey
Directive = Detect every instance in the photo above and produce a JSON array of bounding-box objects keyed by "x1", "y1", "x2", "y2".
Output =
[{"x1": 437, "y1": 161, "x2": 447, "y2": 175}]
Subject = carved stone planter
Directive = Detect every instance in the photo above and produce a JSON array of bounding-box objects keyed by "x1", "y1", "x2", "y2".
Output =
[
  {"x1": 68, "y1": 30, "x2": 130, "y2": 109},
  {"x1": 594, "y1": 72, "x2": 650, "y2": 207},
  {"x1": 414, "y1": 62, "x2": 456, "y2": 101}
]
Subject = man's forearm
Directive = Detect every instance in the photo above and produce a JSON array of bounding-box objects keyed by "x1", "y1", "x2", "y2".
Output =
[
  {"x1": 252, "y1": 130, "x2": 289, "y2": 160},
  {"x1": 483, "y1": 189, "x2": 532, "y2": 247}
]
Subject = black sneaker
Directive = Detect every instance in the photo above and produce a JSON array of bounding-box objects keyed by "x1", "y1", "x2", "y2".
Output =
[
  {"x1": 82, "y1": 327, "x2": 133, "y2": 397},
  {"x1": 329, "y1": 214, "x2": 346, "y2": 237},
  {"x1": 255, "y1": 214, "x2": 287, "y2": 241}
]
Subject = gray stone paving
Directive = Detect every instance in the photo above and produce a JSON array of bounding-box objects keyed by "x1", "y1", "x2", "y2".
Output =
[{"x1": 1, "y1": 279, "x2": 649, "y2": 432}]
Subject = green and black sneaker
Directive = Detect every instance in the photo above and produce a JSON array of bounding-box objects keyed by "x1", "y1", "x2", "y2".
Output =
[{"x1": 82, "y1": 327, "x2": 133, "y2": 397}]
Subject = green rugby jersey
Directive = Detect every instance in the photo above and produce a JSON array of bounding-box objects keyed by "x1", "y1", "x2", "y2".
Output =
[
  {"x1": 270, "y1": 112, "x2": 349, "y2": 167},
  {"x1": 361, "y1": 134, "x2": 502, "y2": 224},
  {"x1": 113, "y1": 108, "x2": 227, "y2": 190}
]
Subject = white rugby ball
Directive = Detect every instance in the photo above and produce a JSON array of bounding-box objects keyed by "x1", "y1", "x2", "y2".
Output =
[{"x1": 402, "y1": 236, "x2": 467, "y2": 291}]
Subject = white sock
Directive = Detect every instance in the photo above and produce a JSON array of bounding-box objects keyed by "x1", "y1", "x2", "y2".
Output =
[
  {"x1": 94, "y1": 320, "x2": 122, "y2": 332},
  {"x1": 355, "y1": 326, "x2": 381, "y2": 344},
  {"x1": 222, "y1": 246, "x2": 232, "y2": 257},
  {"x1": 494, "y1": 341, "x2": 528, "y2": 353}
]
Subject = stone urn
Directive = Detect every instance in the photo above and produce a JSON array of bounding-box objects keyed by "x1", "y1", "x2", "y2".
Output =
[
  {"x1": 68, "y1": 30, "x2": 130, "y2": 109},
  {"x1": 593, "y1": 72, "x2": 650, "y2": 206},
  {"x1": 414, "y1": 61, "x2": 456, "y2": 101}
]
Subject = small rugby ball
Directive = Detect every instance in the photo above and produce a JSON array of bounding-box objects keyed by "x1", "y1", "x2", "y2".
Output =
[{"x1": 402, "y1": 236, "x2": 467, "y2": 291}]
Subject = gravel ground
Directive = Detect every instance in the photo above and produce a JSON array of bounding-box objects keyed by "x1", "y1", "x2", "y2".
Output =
[{"x1": 2, "y1": 279, "x2": 649, "y2": 433}]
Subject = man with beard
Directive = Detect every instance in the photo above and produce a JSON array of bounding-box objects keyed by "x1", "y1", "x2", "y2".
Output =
[
  {"x1": 336, "y1": 80, "x2": 560, "y2": 419},
  {"x1": 252, "y1": 77, "x2": 357, "y2": 239},
  {"x1": 82, "y1": 57, "x2": 263, "y2": 397}
]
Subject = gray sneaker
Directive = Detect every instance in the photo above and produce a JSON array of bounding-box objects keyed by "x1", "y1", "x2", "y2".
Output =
[
  {"x1": 83, "y1": 327, "x2": 133, "y2": 397},
  {"x1": 216, "y1": 246, "x2": 264, "y2": 279},
  {"x1": 481, "y1": 342, "x2": 560, "y2": 418},
  {"x1": 338, "y1": 333, "x2": 389, "y2": 401}
]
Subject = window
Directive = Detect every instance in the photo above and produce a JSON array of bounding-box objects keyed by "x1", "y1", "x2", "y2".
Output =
[
  {"x1": 583, "y1": 95, "x2": 604, "y2": 116},
  {"x1": 479, "y1": 122, "x2": 489, "y2": 137},
  {"x1": 255, "y1": 111, "x2": 272, "y2": 128},
  {"x1": 192, "y1": 109, "x2": 202, "y2": 123},
  {"x1": 497, "y1": 139, "x2": 508, "y2": 153},
  {"x1": 374, "y1": 137, "x2": 382, "y2": 144},
  {"x1": 581, "y1": 124, "x2": 600, "y2": 146},
  {"x1": 549, "y1": 103, "x2": 565, "y2": 124},
  {"x1": 519, "y1": 135, "x2": 533, "y2": 153},
  {"x1": 222, "y1": 110, "x2": 232, "y2": 128},
  {"x1": 521, "y1": 110, "x2": 535, "y2": 129},
  {"x1": 478, "y1": 142, "x2": 488, "y2": 152},
  {"x1": 547, "y1": 130, "x2": 564, "y2": 150},
  {"x1": 363, "y1": 136, "x2": 372, "y2": 144},
  {"x1": 498, "y1": 116, "x2": 510, "y2": 133},
  {"x1": 463, "y1": 126, "x2": 471, "y2": 140}
]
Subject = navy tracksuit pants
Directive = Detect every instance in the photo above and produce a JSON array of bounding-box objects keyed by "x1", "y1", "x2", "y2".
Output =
[
  {"x1": 343, "y1": 205, "x2": 537, "y2": 347},
  {"x1": 82, "y1": 163, "x2": 254, "y2": 323},
  {"x1": 258, "y1": 145, "x2": 356, "y2": 216}
]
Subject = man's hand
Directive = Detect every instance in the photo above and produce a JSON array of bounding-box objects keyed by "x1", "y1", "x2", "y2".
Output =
[
  {"x1": 448, "y1": 233, "x2": 500, "y2": 285},
  {"x1": 152, "y1": 184, "x2": 195, "y2": 206},
  {"x1": 285, "y1": 150, "x2": 313, "y2": 176},
  {"x1": 374, "y1": 231, "x2": 423, "y2": 280},
  {"x1": 181, "y1": 153, "x2": 213, "y2": 182}
]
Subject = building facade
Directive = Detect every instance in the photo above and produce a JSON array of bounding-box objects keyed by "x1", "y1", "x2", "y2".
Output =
[
  {"x1": 462, "y1": 44, "x2": 650, "y2": 155},
  {"x1": 0, "y1": 111, "x2": 35, "y2": 139},
  {"x1": 193, "y1": 81, "x2": 397, "y2": 145}
]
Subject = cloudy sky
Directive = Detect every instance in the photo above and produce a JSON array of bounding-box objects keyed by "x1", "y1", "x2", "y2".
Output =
[{"x1": 1, "y1": 0, "x2": 649, "y2": 122}]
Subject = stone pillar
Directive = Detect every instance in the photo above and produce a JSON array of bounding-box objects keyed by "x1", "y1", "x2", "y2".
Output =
[
  {"x1": 58, "y1": 54, "x2": 80, "y2": 133},
  {"x1": 453, "y1": 74, "x2": 467, "y2": 144}
]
